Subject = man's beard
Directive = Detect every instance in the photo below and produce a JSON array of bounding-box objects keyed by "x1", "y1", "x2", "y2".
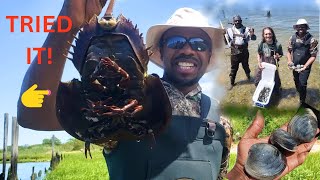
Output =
[
  {"x1": 235, "y1": 24, "x2": 242, "y2": 29},
  {"x1": 298, "y1": 31, "x2": 307, "y2": 37},
  {"x1": 163, "y1": 71, "x2": 201, "y2": 88}
]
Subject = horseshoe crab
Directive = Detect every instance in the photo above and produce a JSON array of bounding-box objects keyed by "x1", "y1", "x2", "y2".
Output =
[
  {"x1": 245, "y1": 143, "x2": 286, "y2": 180},
  {"x1": 56, "y1": 0, "x2": 172, "y2": 158}
]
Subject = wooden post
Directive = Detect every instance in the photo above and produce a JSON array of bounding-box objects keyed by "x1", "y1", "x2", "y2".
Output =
[
  {"x1": 37, "y1": 170, "x2": 42, "y2": 178},
  {"x1": 51, "y1": 135, "x2": 55, "y2": 158},
  {"x1": 30, "y1": 166, "x2": 37, "y2": 180},
  {"x1": 50, "y1": 135, "x2": 55, "y2": 170},
  {"x1": 8, "y1": 117, "x2": 19, "y2": 180},
  {"x1": 1, "y1": 113, "x2": 9, "y2": 180}
]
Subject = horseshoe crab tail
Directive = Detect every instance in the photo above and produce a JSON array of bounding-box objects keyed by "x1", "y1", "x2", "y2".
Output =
[
  {"x1": 105, "y1": 0, "x2": 115, "y2": 17},
  {"x1": 99, "y1": 0, "x2": 117, "y2": 28}
]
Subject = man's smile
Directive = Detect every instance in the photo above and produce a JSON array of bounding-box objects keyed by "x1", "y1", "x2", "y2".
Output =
[
  {"x1": 175, "y1": 61, "x2": 197, "y2": 74},
  {"x1": 173, "y1": 57, "x2": 200, "y2": 75}
]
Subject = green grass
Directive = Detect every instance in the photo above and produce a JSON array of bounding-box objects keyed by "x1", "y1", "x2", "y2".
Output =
[
  {"x1": 222, "y1": 104, "x2": 297, "y2": 141},
  {"x1": 1, "y1": 144, "x2": 57, "y2": 163},
  {"x1": 282, "y1": 152, "x2": 320, "y2": 180},
  {"x1": 0, "y1": 139, "x2": 101, "y2": 163},
  {"x1": 45, "y1": 151, "x2": 109, "y2": 180},
  {"x1": 45, "y1": 150, "x2": 320, "y2": 180},
  {"x1": 228, "y1": 152, "x2": 320, "y2": 180}
]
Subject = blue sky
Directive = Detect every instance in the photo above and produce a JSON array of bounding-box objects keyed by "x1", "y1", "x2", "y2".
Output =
[{"x1": 0, "y1": 0, "x2": 319, "y2": 146}]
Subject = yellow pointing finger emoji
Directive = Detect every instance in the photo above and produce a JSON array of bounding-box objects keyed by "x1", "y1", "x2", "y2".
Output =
[{"x1": 21, "y1": 84, "x2": 51, "y2": 108}]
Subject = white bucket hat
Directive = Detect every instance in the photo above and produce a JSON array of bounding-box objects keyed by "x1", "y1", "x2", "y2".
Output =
[
  {"x1": 146, "y1": 7, "x2": 223, "y2": 72},
  {"x1": 293, "y1": 18, "x2": 310, "y2": 30}
]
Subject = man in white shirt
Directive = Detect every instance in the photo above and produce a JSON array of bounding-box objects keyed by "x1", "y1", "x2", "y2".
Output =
[{"x1": 226, "y1": 15, "x2": 256, "y2": 90}]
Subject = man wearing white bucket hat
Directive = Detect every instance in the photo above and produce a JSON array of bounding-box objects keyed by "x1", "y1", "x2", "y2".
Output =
[
  {"x1": 17, "y1": 1, "x2": 319, "y2": 180},
  {"x1": 287, "y1": 18, "x2": 318, "y2": 104},
  {"x1": 145, "y1": 7, "x2": 234, "y2": 180}
]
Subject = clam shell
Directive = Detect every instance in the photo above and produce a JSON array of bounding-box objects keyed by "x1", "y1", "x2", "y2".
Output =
[
  {"x1": 270, "y1": 128, "x2": 299, "y2": 152},
  {"x1": 288, "y1": 108, "x2": 318, "y2": 143},
  {"x1": 245, "y1": 143, "x2": 286, "y2": 180}
]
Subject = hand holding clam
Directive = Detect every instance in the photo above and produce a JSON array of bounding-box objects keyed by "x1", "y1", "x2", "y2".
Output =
[{"x1": 225, "y1": 110, "x2": 319, "y2": 180}]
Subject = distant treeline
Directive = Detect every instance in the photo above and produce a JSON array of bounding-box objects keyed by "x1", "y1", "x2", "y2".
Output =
[{"x1": 0, "y1": 138, "x2": 102, "y2": 163}]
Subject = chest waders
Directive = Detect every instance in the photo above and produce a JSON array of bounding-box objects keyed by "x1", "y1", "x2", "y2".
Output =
[
  {"x1": 230, "y1": 27, "x2": 248, "y2": 56},
  {"x1": 291, "y1": 33, "x2": 313, "y2": 103},
  {"x1": 291, "y1": 34, "x2": 312, "y2": 67},
  {"x1": 227, "y1": 27, "x2": 251, "y2": 89},
  {"x1": 104, "y1": 94, "x2": 227, "y2": 180}
]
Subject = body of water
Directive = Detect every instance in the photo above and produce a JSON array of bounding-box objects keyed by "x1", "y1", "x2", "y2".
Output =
[{"x1": 0, "y1": 161, "x2": 50, "y2": 180}]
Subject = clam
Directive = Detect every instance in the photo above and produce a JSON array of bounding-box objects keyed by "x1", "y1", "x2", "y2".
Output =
[
  {"x1": 270, "y1": 128, "x2": 299, "y2": 152},
  {"x1": 288, "y1": 108, "x2": 318, "y2": 143},
  {"x1": 258, "y1": 87, "x2": 271, "y2": 103},
  {"x1": 245, "y1": 143, "x2": 286, "y2": 180}
]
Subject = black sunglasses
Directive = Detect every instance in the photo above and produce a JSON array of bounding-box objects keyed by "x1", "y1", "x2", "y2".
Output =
[
  {"x1": 296, "y1": 25, "x2": 307, "y2": 29},
  {"x1": 161, "y1": 36, "x2": 211, "y2": 52}
]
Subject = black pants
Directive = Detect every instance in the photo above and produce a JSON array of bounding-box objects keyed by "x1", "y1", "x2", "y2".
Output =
[
  {"x1": 229, "y1": 49, "x2": 250, "y2": 83},
  {"x1": 293, "y1": 68, "x2": 311, "y2": 103}
]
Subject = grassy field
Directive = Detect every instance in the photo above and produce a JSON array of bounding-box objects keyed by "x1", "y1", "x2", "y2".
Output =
[
  {"x1": 45, "y1": 151, "x2": 108, "y2": 180},
  {"x1": 0, "y1": 139, "x2": 102, "y2": 163},
  {"x1": 0, "y1": 144, "x2": 61, "y2": 163},
  {"x1": 43, "y1": 150, "x2": 320, "y2": 180}
]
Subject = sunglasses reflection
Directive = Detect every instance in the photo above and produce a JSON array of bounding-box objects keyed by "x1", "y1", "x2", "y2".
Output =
[{"x1": 162, "y1": 36, "x2": 210, "y2": 51}]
